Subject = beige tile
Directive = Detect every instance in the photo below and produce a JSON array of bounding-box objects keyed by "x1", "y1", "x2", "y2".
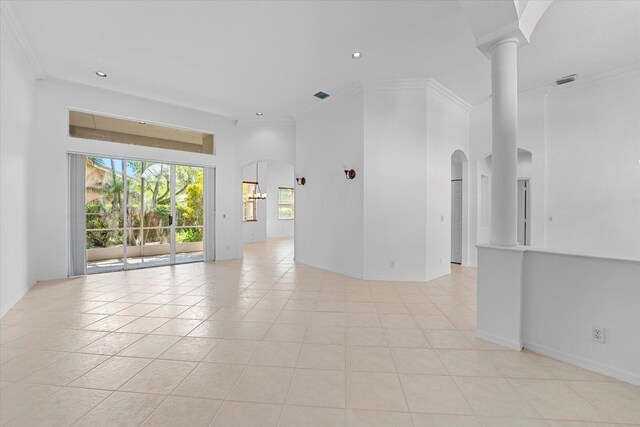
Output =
[
  {"x1": 264, "y1": 323, "x2": 307, "y2": 342},
  {"x1": 120, "y1": 359, "x2": 196, "y2": 394},
  {"x1": 173, "y1": 362, "x2": 244, "y2": 399},
  {"x1": 118, "y1": 334, "x2": 181, "y2": 358},
  {"x1": 509, "y1": 379, "x2": 608, "y2": 422},
  {"x1": 188, "y1": 320, "x2": 236, "y2": 338},
  {"x1": 346, "y1": 312, "x2": 382, "y2": 328},
  {"x1": 74, "y1": 391, "x2": 165, "y2": 427},
  {"x1": 78, "y1": 332, "x2": 145, "y2": 355},
  {"x1": 487, "y1": 351, "x2": 556, "y2": 379},
  {"x1": 141, "y1": 396, "x2": 222, "y2": 427},
  {"x1": 280, "y1": 405, "x2": 345, "y2": 427},
  {"x1": 159, "y1": 337, "x2": 219, "y2": 361},
  {"x1": 454, "y1": 376, "x2": 540, "y2": 418},
  {"x1": 249, "y1": 341, "x2": 301, "y2": 367},
  {"x1": 385, "y1": 328, "x2": 430, "y2": 348},
  {"x1": 210, "y1": 401, "x2": 282, "y2": 427},
  {"x1": 117, "y1": 303, "x2": 163, "y2": 316},
  {"x1": 242, "y1": 309, "x2": 281, "y2": 323},
  {"x1": 565, "y1": 380, "x2": 640, "y2": 424},
  {"x1": 412, "y1": 413, "x2": 482, "y2": 426},
  {"x1": 346, "y1": 371, "x2": 407, "y2": 411},
  {"x1": 70, "y1": 355, "x2": 152, "y2": 390},
  {"x1": 346, "y1": 409, "x2": 412, "y2": 426},
  {"x1": 298, "y1": 343, "x2": 345, "y2": 370},
  {"x1": 413, "y1": 314, "x2": 456, "y2": 330},
  {"x1": 4, "y1": 386, "x2": 109, "y2": 427},
  {"x1": 380, "y1": 314, "x2": 418, "y2": 328},
  {"x1": 276, "y1": 310, "x2": 313, "y2": 325},
  {"x1": 0, "y1": 382, "x2": 60, "y2": 425},
  {"x1": 117, "y1": 316, "x2": 169, "y2": 334},
  {"x1": 146, "y1": 304, "x2": 191, "y2": 318},
  {"x1": 85, "y1": 315, "x2": 139, "y2": 331},
  {"x1": 287, "y1": 368, "x2": 346, "y2": 408},
  {"x1": 346, "y1": 346, "x2": 395, "y2": 372},
  {"x1": 177, "y1": 305, "x2": 221, "y2": 320},
  {"x1": 0, "y1": 349, "x2": 69, "y2": 381},
  {"x1": 346, "y1": 327, "x2": 387, "y2": 346},
  {"x1": 150, "y1": 318, "x2": 203, "y2": 336},
  {"x1": 436, "y1": 349, "x2": 501, "y2": 376},
  {"x1": 228, "y1": 365, "x2": 293, "y2": 403},
  {"x1": 400, "y1": 374, "x2": 473, "y2": 414},
  {"x1": 391, "y1": 347, "x2": 448, "y2": 374},
  {"x1": 305, "y1": 325, "x2": 346, "y2": 344},
  {"x1": 23, "y1": 352, "x2": 109, "y2": 386},
  {"x1": 479, "y1": 417, "x2": 550, "y2": 427},
  {"x1": 224, "y1": 321, "x2": 272, "y2": 340},
  {"x1": 203, "y1": 339, "x2": 260, "y2": 364},
  {"x1": 423, "y1": 330, "x2": 474, "y2": 349}
]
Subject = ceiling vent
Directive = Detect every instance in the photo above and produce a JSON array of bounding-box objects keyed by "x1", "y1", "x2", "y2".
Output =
[
  {"x1": 555, "y1": 74, "x2": 577, "y2": 86},
  {"x1": 314, "y1": 91, "x2": 330, "y2": 99}
]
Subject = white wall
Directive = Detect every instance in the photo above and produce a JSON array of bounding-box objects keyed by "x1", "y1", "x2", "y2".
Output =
[
  {"x1": 242, "y1": 161, "x2": 267, "y2": 243},
  {"x1": 544, "y1": 72, "x2": 640, "y2": 259},
  {"x1": 425, "y1": 92, "x2": 470, "y2": 277},
  {"x1": 523, "y1": 249, "x2": 640, "y2": 385},
  {"x1": 295, "y1": 90, "x2": 365, "y2": 278},
  {"x1": 32, "y1": 79, "x2": 244, "y2": 281},
  {"x1": 0, "y1": 16, "x2": 37, "y2": 316},
  {"x1": 363, "y1": 88, "x2": 428, "y2": 280},
  {"x1": 265, "y1": 160, "x2": 294, "y2": 238}
]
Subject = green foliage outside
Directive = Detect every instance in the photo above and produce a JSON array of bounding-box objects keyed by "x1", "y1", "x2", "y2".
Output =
[{"x1": 86, "y1": 158, "x2": 204, "y2": 248}]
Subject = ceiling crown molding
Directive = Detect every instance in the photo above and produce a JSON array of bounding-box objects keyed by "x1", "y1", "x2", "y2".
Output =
[
  {"x1": 292, "y1": 77, "x2": 471, "y2": 120},
  {"x1": 0, "y1": 1, "x2": 45, "y2": 79}
]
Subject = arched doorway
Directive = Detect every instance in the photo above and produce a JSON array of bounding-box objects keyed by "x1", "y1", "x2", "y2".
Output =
[{"x1": 451, "y1": 150, "x2": 468, "y2": 265}]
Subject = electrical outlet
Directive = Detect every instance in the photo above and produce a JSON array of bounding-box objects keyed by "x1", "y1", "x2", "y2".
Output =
[{"x1": 592, "y1": 327, "x2": 606, "y2": 343}]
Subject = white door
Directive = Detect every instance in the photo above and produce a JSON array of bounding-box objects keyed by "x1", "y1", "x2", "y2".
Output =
[
  {"x1": 517, "y1": 179, "x2": 530, "y2": 245},
  {"x1": 451, "y1": 180, "x2": 463, "y2": 264}
]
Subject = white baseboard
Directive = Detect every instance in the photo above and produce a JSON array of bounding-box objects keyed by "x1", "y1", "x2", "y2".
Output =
[
  {"x1": 475, "y1": 329, "x2": 523, "y2": 351},
  {"x1": 525, "y1": 341, "x2": 640, "y2": 386}
]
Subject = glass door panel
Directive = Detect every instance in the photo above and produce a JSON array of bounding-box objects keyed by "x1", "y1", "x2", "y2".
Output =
[
  {"x1": 84, "y1": 156, "x2": 206, "y2": 273},
  {"x1": 85, "y1": 157, "x2": 126, "y2": 274},
  {"x1": 174, "y1": 165, "x2": 204, "y2": 264}
]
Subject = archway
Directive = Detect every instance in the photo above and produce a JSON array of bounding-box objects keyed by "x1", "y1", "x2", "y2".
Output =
[
  {"x1": 239, "y1": 159, "x2": 295, "y2": 249},
  {"x1": 479, "y1": 148, "x2": 533, "y2": 245},
  {"x1": 451, "y1": 150, "x2": 469, "y2": 265}
]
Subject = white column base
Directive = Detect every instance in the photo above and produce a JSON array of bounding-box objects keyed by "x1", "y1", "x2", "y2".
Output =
[{"x1": 476, "y1": 244, "x2": 525, "y2": 351}]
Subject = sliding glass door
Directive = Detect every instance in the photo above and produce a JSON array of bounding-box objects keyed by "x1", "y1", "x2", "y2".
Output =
[{"x1": 85, "y1": 156, "x2": 204, "y2": 274}]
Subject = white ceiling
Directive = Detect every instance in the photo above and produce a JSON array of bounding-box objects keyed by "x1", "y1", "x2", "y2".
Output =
[{"x1": 9, "y1": 0, "x2": 640, "y2": 120}]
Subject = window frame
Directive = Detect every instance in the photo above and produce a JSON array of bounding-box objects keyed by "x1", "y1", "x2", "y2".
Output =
[{"x1": 277, "y1": 187, "x2": 295, "y2": 220}]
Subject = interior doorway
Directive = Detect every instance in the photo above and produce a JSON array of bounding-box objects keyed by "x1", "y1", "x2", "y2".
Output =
[
  {"x1": 451, "y1": 150, "x2": 468, "y2": 265},
  {"x1": 80, "y1": 156, "x2": 206, "y2": 274},
  {"x1": 517, "y1": 179, "x2": 531, "y2": 246}
]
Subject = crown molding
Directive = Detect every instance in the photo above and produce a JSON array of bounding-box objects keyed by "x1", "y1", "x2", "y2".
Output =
[
  {"x1": 0, "y1": 1, "x2": 45, "y2": 79},
  {"x1": 292, "y1": 77, "x2": 472, "y2": 120},
  {"x1": 548, "y1": 62, "x2": 640, "y2": 95},
  {"x1": 291, "y1": 81, "x2": 363, "y2": 121},
  {"x1": 471, "y1": 62, "x2": 640, "y2": 112},
  {"x1": 235, "y1": 118, "x2": 295, "y2": 127}
]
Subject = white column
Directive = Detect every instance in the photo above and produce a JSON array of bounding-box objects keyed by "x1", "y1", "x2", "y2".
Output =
[{"x1": 490, "y1": 38, "x2": 519, "y2": 246}]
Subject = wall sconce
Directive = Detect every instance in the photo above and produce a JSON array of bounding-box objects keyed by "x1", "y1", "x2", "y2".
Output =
[
  {"x1": 343, "y1": 165, "x2": 356, "y2": 180},
  {"x1": 295, "y1": 175, "x2": 306, "y2": 185}
]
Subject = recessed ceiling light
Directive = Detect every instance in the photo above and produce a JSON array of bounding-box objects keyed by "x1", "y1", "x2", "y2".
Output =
[
  {"x1": 256, "y1": 112, "x2": 264, "y2": 116},
  {"x1": 314, "y1": 91, "x2": 330, "y2": 100},
  {"x1": 95, "y1": 71, "x2": 107, "y2": 77},
  {"x1": 352, "y1": 52, "x2": 362, "y2": 59}
]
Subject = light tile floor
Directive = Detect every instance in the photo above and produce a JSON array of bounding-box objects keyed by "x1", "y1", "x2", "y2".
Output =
[{"x1": 1, "y1": 238, "x2": 639, "y2": 426}]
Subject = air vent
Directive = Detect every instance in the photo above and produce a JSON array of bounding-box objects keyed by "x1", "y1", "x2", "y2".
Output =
[
  {"x1": 555, "y1": 74, "x2": 577, "y2": 86},
  {"x1": 314, "y1": 91, "x2": 330, "y2": 99}
]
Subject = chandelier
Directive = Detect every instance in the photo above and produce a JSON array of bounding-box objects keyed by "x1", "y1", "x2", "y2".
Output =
[{"x1": 247, "y1": 163, "x2": 267, "y2": 200}]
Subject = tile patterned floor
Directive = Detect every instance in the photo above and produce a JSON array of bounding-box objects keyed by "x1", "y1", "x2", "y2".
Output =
[{"x1": 1, "y1": 238, "x2": 639, "y2": 426}]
